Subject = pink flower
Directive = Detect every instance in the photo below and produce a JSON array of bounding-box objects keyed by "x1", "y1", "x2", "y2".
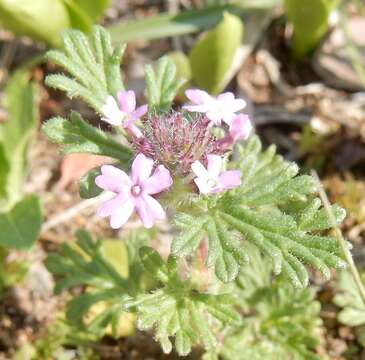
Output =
[
  {"x1": 95, "y1": 154, "x2": 172, "y2": 229},
  {"x1": 217, "y1": 114, "x2": 253, "y2": 150},
  {"x1": 229, "y1": 114, "x2": 252, "y2": 142},
  {"x1": 101, "y1": 90, "x2": 148, "y2": 137},
  {"x1": 183, "y1": 89, "x2": 246, "y2": 126},
  {"x1": 191, "y1": 155, "x2": 241, "y2": 194}
]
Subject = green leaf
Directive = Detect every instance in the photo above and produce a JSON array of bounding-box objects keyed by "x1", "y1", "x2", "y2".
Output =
[
  {"x1": 100, "y1": 239, "x2": 129, "y2": 278},
  {"x1": 0, "y1": 69, "x2": 39, "y2": 208},
  {"x1": 167, "y1": 51, "x2": 192, "y2": 96},
  {"x1": 46, "y1": 26, "x2": 125, "y2": 113},
  {"x1": 0, "y1": 0, "x2": 111, "y2": 46},
  {"x1": 73, "y1": 0, "x2": 110, "y2": 22},
  {"x1": 334, "y1": 271, "x2": 365, "y2": 327},
  {"x1": 171, "y1": 136, "x2": 346, "y2": 287},
  {"x1": 108, "y1": 2, "x2": 280, "y2": 44},
  {"x1": 125, "y1": 247, "x2": 239, "y2": 356},
  {"x1": 0, "y1": 195, "x2": 42, "y2": 250},
  {"x1": 0, "y1": 0, "x2": 70, "y2": 46},
  {"x1": 79, "y1": 167, "x2": 103, "y2": 199},
  {"x1": 218, "y1": 273, "x2": 322, "y2": 360},
  {"x1": 145, "y1": 56, "x2": 186, "y2": 112},
  {"x1": 42, "y1": 111, "x2": 133, "y2": 163},
  {"x1": 189, "y1": 11, "x2": 243, "y2": 94},
  {"x1": 0, "y1": 145, "x2": 10, "y2": 201},
  {"x1": 284, "y1": 0, "x2": 338, "y2": 59},
  {"x1": 46, "y1": 229, "x2": 129, "y2": 295}
]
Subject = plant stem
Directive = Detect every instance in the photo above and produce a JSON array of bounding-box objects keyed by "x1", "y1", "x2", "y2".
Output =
[{"x1": 311, "y1": 170, "x2": 365, "y2": 304}]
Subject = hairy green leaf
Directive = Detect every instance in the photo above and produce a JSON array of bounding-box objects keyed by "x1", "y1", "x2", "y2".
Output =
[
  {"x1": 46, "y1": 26, "x2": 125, "y2": 113},
  {"x1": 171, "y1": 136, "x2": 346, "y2": 286},
  {"x1": 124, "y1": 247, "x2": 239, "y2": 356},
  {"x1": 145, "y1": 56, "x2": 186, "y2": 112},
  {"x1": 42, "y1": 111, "x2": 133, "y2": 163},
  {"x1": 334, "y1": 270, "x2": 365, "y2": 327}
]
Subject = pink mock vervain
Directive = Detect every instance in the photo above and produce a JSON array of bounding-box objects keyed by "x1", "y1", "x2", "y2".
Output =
[
  {"x1": 191, "y1": 154, "x2": 241, "y2": 194},
  {"x1": 101, "y1": 90, "x2": 147, "y2": 137},
  {"x1": 183, "y1": 89, "x2": 246, "y2": 126},
  {"x1": 95, "y1": 154, "x2": 172, "y2": 229}
]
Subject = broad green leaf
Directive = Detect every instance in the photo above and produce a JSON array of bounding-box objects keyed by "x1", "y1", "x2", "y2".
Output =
[
  {"x1": 284, "y1": 0, "x2": 338, "y2": 58},
  {"x1": 100, "y1": 239, "x2": 128, "y2": 278},
  {"x1": 62, "y1": 0, "x2": 92, "y2": 33},
  {"x1": 62, "y1": 0, "x2": 111, "y2": 33},
  {"x1": 0, "y1": 195, "x2": 42, "y2": 250},
  {"x1": 0, "y1": 145, "x2": 9, "y2": 201},
  {"x1": 0, "y1": 0, "x2": 111, "y2": 46},
  {"x1": 74, "y1": 0, "x2": 110, "y2": 22},
  {"x1": 0, "y1": 69, "x2": 39, "y2": 209},
  {"x1": 189, "y1": 12, "x2": 243, "y2": 94},
  {"x1": 0, "y1": 0, "x2": 70, "y2": 46},
  {"x1": 108, "y1": 2, "x2": 281, "y2": 44}
]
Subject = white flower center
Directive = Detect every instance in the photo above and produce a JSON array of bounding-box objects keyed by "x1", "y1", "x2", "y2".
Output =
[
  {"x1": 131, "y1": 185, "x2": 142, "y2": 196},
  {"x1": 207, "y1": 178, "x2": 218, "y2": 189}
]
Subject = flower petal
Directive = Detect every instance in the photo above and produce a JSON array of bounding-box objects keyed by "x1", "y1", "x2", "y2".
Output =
[
  {"x1": 185, "y1": 89, "x2": 212, "y2": 105},
  {"x1": 109, "y1": 198, "x2": 135, "y2": 229},
  {"x1": 207, "y1": 155, "x2": 223, "y2": 178},
  {"x1": 135, "y1": 194, "x2": 165, "y2": 228},
  {"x1": 218, "y1": 170, "x2": 241, "y2": 190},
  {"x1": 183, "y1": 104, "x2": 210, "y2": 113},
  {"x1": 95, "y1": 165, "x2": 132, "y2": 192},
  {"x1": 229, "y1": 114, "x2": 252, "y2": 142},
  {"x1": 143, "y1": 165, "x2": 173, "y2": 195},
  {"x1": 230, "y1": 98, "x2": 246, "y2": 112},
  {"x1": 125, "y1": 124, "x2": 144, "y2": 139},
  {"x1": 97, "y1": 193, "x2": 126, "y2": 218},
  {"x1": 101, "y1": 96, "x2": 124, "y2": 126},
  {"x1": 118, "y1": 90, "x2": 136, "y2": 113},
  {"x1": 131, "y1": 104, "x2": 148, "y2": 120},
  {"x1": 131, "y1": 153, "x2": 154, "y2": 184},
  {"x1": 206, "y1": 110, "x2": 222, "y2": 125},
  {"x1": 217, "y1": 92, "x2": 235, "y2": 103},
  {"x1": 194, "y1": 177, "x2": 213, "y2": 194},
  {"x1": 191, "y1": 160, "x2": 210, "y2": 181}
]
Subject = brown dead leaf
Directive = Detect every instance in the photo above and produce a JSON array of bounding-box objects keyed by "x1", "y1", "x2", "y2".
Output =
[{"x1": 57, "y1": 153, "x2": 111, "y2": 190}]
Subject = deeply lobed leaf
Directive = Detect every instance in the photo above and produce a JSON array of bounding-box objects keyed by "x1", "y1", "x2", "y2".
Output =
[
  {"x1": 171, "y1": 136, "x2": 346, "y2": 286},
  {"x1": 42, "y1": 111, "x2": 133, "y2": 164},
  {"x1": 46, "y1": 26, "x2": 125, "y2": 113},
  {"x1": 125, "y1": 247, "x2": 239, "y2": 356},
  {"x1": 145, "y1": 56, "x2": 186, "y2": 112}
]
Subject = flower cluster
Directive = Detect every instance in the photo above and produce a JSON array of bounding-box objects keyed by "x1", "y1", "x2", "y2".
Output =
[{"x1": 96, "y1": 89, "x2": 252, "y2": 229}]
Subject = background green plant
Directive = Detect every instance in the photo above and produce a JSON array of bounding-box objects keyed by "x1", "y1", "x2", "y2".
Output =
[
  {"x1": 0, "y1": 0, "x2": 111, "y2": 46},
  {"x1": 284, "y1": 0, "x2": 338, "y2": 58},
  {"x1": 0, "y1": 69, "x2": 42, "y2": 251}
]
